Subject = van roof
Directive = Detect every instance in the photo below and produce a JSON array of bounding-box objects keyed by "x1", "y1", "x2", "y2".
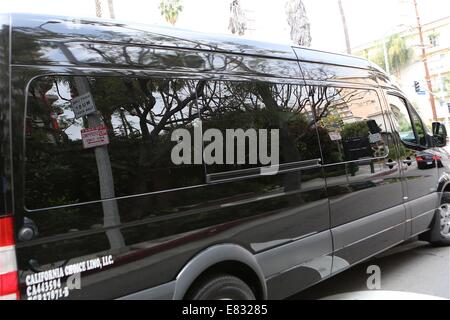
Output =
[{"x1": 6, "y1": 13, "x2": 376, "y2": 70}]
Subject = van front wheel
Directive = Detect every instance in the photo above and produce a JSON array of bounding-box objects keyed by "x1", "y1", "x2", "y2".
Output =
[
  {"x1": 421, "y1": 194, "x2": 450, "y2": 246},
  {"x1": 185, "y1": 274, "x2": 256, "y2": 300}
]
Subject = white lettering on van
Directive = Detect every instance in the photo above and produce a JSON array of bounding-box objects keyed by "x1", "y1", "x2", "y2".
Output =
[{"x1": 24, "y1": 255, "x2": 114, "y2": 300}]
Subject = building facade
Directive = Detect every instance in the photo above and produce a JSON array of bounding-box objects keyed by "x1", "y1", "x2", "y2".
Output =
[{"x1": 354, "y1": 16, "x2": 450, "y2": 130}]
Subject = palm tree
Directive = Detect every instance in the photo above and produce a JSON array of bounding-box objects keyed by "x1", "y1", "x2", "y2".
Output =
[
  {"x1": 285, "y1": 0, "x2": 312, "y2": 47},
  {"x1": 228, "y1": 0, "x2": 246, "y2": 36},
  {"x1": 95, "y1": 0, "x2": 102, "y2": 18},
  {"x1": 159, "y1": 0, "x2": 183, "y2": 26},
  {"x1": 367, "y1": 35, "x2": 412, "y2": 76},
  {"x1": 387, "y1": 35, "x2": 413, "y2": 76}
]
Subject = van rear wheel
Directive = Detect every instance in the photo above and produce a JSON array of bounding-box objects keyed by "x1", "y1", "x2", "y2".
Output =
[
  {"x1": 186, "y1": 274, "x2": 256, "y2": 300},
  {"x1": 421, "y1": 193, "x2": 450, "y2": 246}
]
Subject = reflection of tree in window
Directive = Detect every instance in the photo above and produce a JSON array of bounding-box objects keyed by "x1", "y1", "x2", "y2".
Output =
[{"x1": 25, "y1": 77, "x2": 207, "y2": 213}]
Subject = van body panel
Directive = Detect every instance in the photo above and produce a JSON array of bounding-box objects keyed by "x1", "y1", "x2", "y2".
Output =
[
  {"x1": 256, "y1": 230, "x2": 332, "y2": 279},
  {"x1": 9, "y1": 13, "x2": 297, "y2": 65},
  {"x1": 119, "y1": 281, "x2": 176, "y2": 300},
  {"x1": 332, "y1": 204, "x2": 406, "y2": 251},
  {"x1": 405, "y1": 194, "x2": 438, "y2": 236},
  {"x1": 331, "y1": 205, "x2": 406, "y2": 271},
  {"x1": 0, "y1": 14, "x2": 12, "y2": 218}
]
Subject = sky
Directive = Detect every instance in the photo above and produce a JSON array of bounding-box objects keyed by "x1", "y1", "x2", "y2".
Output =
[{"x1": 0, "y1": 0, "x2": 449, "y2": 53}]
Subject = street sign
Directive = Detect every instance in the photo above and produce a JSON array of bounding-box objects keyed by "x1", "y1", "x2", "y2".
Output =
[
  {"x1": 71, "y1": 93, "x2": 96, "y2": 118},
  {"x1": 81, "y1": 126, "x2": 109, "y2": 149},
  {"x1": 329, "y1": 132, "x2": 342, "y2": 141},
  {"x1": 369, "y1": 133, "x2": 382, "y2": 143}
]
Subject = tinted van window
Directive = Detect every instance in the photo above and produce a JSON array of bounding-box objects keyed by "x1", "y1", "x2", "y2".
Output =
[
  {"x1": 313, "y1": 87, "x2": 389, "y2": 164},
  {"x1": 25, "y1": 76, "x2": 205, "y2": 209},
  {"x1": 200, "y1": 81, "x2": 320, "y2": 176}
]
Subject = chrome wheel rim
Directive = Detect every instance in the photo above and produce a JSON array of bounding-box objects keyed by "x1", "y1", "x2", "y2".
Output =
[{"x1": 439, "y1": 204, "x2": 450, "y2": 236}]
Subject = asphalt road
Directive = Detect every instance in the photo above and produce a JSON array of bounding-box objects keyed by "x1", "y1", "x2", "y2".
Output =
[{"x1": 289, "y1": 240, "x2": 450, "y2": 300}]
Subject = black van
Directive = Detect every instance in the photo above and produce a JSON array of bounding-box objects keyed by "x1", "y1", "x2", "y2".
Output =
[{"x1": 1, "y1": 13, "x2": 449, "y2": 300}]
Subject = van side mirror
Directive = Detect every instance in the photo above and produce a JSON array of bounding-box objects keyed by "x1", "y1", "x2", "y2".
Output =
[{"x1": 432, "y1": 122, "x2": 447, "y2": 147}]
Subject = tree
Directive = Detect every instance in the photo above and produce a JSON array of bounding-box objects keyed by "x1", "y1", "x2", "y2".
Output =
[
  {"x1": 228, "y1": 0, "x2": 246, "y2": 36},
  {"x1": 285, "y1": 0, "x2": 312, "y2": 47},
  {"x1": 363, "y1": 35, "x2": 412, "y2": 76},
  {"x1": 159, "y1": 0, "x2": 183, "y2": 26},
  {"x1": 108, "y1": 0, "x2": 116, "y2": 19},
  {"x1": 95, "y1": 0, "x2": 102, "y2": 17},
  {"x1": 387, "y1": 35, "x2": 413, "y2": 76}
]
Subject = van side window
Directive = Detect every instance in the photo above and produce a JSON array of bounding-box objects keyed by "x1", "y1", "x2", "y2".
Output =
[
  {"x1": 25, "y1": 76, "x2": 205, "y2": 209},
  {"x1": 313, "y1": 87, "x2": 389, "y2": 164},
  {"x1": 388, "y1": 94, "x2": 426, "y2": 146},
  {"x1": 410, "y1": 107, "x2": 427, "y2": 146},
  {"x1": 199, "y1": 81, "x2": 321, "y2": 175}
]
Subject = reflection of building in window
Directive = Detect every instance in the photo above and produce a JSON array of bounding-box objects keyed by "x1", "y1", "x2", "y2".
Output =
[
  {"x1": 328, "y1": 89, "x2": 387, "y2": 132},
  {"x1": 334, "y1": 103, "x2": 353, "y2": 123}
]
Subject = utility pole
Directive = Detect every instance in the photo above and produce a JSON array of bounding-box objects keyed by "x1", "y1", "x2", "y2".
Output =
[
  {"x1": 413, "y1": 0, "x2": 437, "y2": 121},
  {"x1": 38, "y1": 21, "x2": 124, "y2": 249},
  {"x1": 108, "y1": 0, "x2": 116, "y2": 19},
  {"x1": 58, "y1": 37, "x2": 124, "y2": 250},
  {"x1": 338, "y1": 0, "x2": 351, "y2": 54}
]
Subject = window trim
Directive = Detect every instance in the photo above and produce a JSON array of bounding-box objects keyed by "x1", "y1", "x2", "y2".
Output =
[{"x1": 206, "y1": 158, "x2": 322, "y2": 184}]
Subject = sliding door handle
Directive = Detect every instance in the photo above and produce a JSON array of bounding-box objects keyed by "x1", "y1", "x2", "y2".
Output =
[
  {"x1": 402, "y1": 159, "x2": 413, "y2": 166},
  {"x1": 385, "y1": 159, "x2": 397, "y2": 168}
]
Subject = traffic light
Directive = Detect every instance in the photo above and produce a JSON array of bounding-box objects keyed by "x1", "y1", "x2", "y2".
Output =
[{"x1": 414, "y1": 81, "x2": 420, "y2": 93}]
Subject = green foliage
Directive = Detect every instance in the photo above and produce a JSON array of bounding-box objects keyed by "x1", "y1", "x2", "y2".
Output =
[
  {"x1": 341, "y1": 121, "x2": 369, "y2": 139},
  {"x1": 159, "y1": 0, "x2": 183, "y2": 25},
  {"x1": 356, "y1": 35, "x2": 412, "y2": 75},
  {"x1": 387, "y1": 35, "x2": 413, "y2": 75},
  {"x1": 321, "y1": 113, "x2": 344, "y2": 132}
]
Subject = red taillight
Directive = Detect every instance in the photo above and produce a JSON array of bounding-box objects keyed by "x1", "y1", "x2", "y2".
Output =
[
  {"x1": 432, "y1": 155, "x2": 441, "y2": 161},
  {"x1": 0, "y1": 216, "x2": 14, "y2": 247},
  {"x1": 0, "y1": 216, "x2": 19, "y2": 300},
  {"x1": 416, "y1": 156, "x2": 424, "y2": 161},
  {"x1": 0, "y1": 272, "x2": 19, "y2": 300}
]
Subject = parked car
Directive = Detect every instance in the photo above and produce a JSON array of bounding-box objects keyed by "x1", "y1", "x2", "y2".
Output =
[
  {"x1": 0, "y1": 13, "x2": 449, "y2": 300},
  {"x1": 416, "y1": 151, "x2": 443, "y2": 170}
]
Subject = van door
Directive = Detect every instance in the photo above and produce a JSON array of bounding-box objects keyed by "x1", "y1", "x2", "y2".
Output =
[
  {"x1": 385, "y1": 93, "x2": 439, "y2": 237},
  {"x1": 200, "y1": 80, "x2": 332, "y2": 299},
  {"x1": 312, "y1": 86, "x2": 406, "y2": 272},
  {"x1": 17, "y1": 75, "x2": 210, "y2": 300}
]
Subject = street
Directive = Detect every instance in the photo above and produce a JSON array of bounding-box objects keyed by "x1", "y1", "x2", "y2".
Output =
[{"x1": 289, "y1": 240, "x2": 450, "y2": 299}]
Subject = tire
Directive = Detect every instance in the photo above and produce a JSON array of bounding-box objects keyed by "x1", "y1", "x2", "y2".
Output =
[
  {"x1": 420, "y1": 192, "x2": 450, "y2": 246},
  {"x1": 185, "y1": 274, "x2": 256, "y2": 300}
]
